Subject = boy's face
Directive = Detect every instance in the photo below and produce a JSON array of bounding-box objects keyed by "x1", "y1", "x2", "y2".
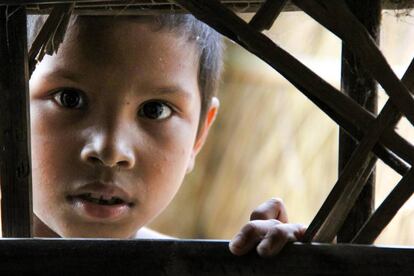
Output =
[{"x1": 29, "y1": 18, "x2": 216, "y2": 238}]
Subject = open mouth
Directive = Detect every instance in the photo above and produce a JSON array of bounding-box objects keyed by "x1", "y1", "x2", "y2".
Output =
[
  {"x1": 76, "y1": 193, "x2": 126, "y2": 206},
  {"x1": 67, "y1": 192, "x2": 133, "y2": 221}
]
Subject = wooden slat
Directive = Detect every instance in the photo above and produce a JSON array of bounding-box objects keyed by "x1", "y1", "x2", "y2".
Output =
[
  {"x1": 0, "y1": 239, "x2": 412, "y2": 275},
  {"x1": 304, "y1": 55, "x2": 414, "y2": 242},
  {"x1": 337, "y1": 0, "x2": 380, "y2": 243},
  {"x1": 352, "y1": 168, "x2": 414, "y2": 244},
  {"x1": 172, "y1": 0, "x2": 414, "y2": 176},
  {"x1": 293, "y1": 0, "x2": 414, "y2": 128},
  {"x1": 0, "y1": 5, "x2": 33, "y2": 237},
  {"x1": 248, "y1": 0, "x2": 287, "y2": 31}
]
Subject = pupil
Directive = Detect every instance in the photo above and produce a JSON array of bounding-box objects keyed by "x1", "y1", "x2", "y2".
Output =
[
  {"x1": 143, "y1": 102, "x2": 163, "y2": 119},
  {"x1": 61, "y1": 91, "x2": 80, "y2": 108}
]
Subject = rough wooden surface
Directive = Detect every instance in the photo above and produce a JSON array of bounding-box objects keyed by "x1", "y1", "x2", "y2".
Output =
[
  {"x1": 0, "y1": 239, "x2": 411, "y2": 275},
  {"x1": 0, "y1": 6, "x2": 33, "y2": 237}
]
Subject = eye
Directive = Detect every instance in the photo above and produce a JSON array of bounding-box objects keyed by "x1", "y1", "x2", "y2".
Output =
[
  {"x1": 138, "y1": 101, "x2": 172, "y2": 120},
  {"x1": 53, "y1": 88, "x2": 86, "y2": 109}
]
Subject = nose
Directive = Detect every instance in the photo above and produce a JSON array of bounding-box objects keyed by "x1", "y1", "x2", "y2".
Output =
[{"x1": 80, "y1": 128, "x2": 136, "y2": 170}]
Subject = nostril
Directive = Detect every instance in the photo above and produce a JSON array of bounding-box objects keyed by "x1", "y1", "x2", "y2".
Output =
[
  {"x1": 87, "y1": 156, "x2": 103, "y2": 165},
  {"x1": 116, "y1": 160, "x2": 131, "y2": 169}
]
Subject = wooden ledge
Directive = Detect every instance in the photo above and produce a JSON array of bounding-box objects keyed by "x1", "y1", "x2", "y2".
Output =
[{"x1": 0, "y1": 239, "x2": 412, "y2": 275}]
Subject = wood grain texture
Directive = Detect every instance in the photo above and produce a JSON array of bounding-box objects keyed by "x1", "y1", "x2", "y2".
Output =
[
  {"x1": 0, "y1": 239, "x2": 412, "y2": 275},
  {"x1": 0, "y1": 5, "x2": 33, "y2": 237}
]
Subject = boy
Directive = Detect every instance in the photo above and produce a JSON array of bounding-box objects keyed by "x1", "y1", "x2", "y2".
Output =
[{"x1": 27, "y1": 14, "x2": 305, "y2": 257}]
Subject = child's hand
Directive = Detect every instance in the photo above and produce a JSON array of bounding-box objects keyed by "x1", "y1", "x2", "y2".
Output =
[{"x1": 229, "y1": 198, "x2": 306, "y2": 257}]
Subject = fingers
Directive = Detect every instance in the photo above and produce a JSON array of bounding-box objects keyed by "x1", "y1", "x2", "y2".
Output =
[
  {"x1": 229, "y1": 219, "x2": 280, "y2": 256},
  {"x1": 250, "y1": 198, "x2": 288, "y2": 223},
  {"x1": 229, "y1": 221, "x2": 307, "y2": 257},
  {"x1": 256, "y1": 224, "x2": 306, "y2": 257}
]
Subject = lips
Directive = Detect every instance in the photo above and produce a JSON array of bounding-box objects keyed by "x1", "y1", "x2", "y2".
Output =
[{"x1": 67, "y1": 182, "x2": 134, "y2": 222}]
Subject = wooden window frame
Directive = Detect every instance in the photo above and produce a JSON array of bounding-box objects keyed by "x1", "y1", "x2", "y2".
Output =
[{"x1": 0, "y1": 1, "x2": 413, "y2": 274}]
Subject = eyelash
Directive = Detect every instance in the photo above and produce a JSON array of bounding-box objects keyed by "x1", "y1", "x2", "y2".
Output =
[
  {"x1": 51, "y1": 88, "x2": 174, "y2": 120},
  {"x1": 138, "y1": 100, "x2": 174, "y2": 120},
  {"x1": 52, "y1": 88, "x2": 87, "y2": 110}
]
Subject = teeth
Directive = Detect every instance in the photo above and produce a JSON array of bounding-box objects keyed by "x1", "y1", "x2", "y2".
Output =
[{"x1": 79, "y1": 193, "x2": 124, "y2": 205}]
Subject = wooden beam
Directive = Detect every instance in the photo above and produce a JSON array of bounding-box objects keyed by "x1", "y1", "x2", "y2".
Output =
[
  {"x1": 337, "y1": 0, "x2": 380, "y2": 243},
  {"x1": 293, "y1": 0, "x2": 414, "y2": 128},
  {"x1": 0, "y1": 5, "x2": 33, "y2": 237},
  {"x1": 171, "y1": 0, "x2": 414, "y2": 176},
  {"x1": 249, "y1": 0, "x2": 287, "y2": 31},
  {"x1": 352, "y1": 168, "x2": 414, "y2": 244},
  {"x1": 0, "y1": 240, "x2": 412, "y2": 275}
]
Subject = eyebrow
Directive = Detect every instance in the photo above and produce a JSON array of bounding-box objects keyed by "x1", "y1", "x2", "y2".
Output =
[
  {"x1": 44, "y1": 68, "x2": 83, "y2": 83},
  {"x1": 151, "y1": 85, "x2": 194, "y2": 100}
]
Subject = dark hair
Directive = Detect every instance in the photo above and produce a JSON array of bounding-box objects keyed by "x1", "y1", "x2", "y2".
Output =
[{"x1": 27, "y1": 14, "x2": 223, "y2": 124}]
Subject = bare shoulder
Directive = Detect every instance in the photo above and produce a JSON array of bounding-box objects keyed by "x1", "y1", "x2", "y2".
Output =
[{"x1": 134, "y1": 227, "x2": 175, "y2": 239}]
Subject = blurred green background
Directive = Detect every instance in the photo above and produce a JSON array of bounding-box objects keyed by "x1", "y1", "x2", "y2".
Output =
[{"x1": 150, "y1": 10, "x2": 414, "y2": 246}]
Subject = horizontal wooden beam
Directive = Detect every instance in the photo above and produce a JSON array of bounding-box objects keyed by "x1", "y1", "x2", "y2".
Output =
[
  {"x1": 0, "y1": 239, "x2": 412, "y2": 275},
  {"x1": 0, "y1": 0, "x2": 412, "y2": 14}
]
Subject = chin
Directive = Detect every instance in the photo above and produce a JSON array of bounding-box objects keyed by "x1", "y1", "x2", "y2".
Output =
[{"x1": 58, "y1": 222, "x2": 138, "y2": 239}]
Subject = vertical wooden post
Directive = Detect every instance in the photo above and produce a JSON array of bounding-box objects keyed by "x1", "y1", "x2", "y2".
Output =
[
  {"x1": 338, "y1": 0, "x2": 381, "y2": 242},
  {"x1": 0, "y1": 6, "x2": 32, "y2": 237}
]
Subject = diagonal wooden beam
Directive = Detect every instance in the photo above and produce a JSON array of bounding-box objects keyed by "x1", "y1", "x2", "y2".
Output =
[
  {"x1": 352, "y1": 168, "x2": 414, "y2": 244},
  {"x1": 303, "y1": 57, "x2": 414, "y2": 242},
  {"x1": 248, "y1": 0, "x2": 287, "y2": 32},
  {"x1": 293, "y1": 0, "x2": 414, "y2": 127},
  {"x1": 171, "y1": 0, "x2": 414, "y2": 175}
]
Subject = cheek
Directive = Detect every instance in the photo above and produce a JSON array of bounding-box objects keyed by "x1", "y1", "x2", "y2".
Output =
[
  {"x1": 138, "y1": 121, "x2": 197, "y2": 212},
  {"x1": 30, "y1": 110, "x2": 81, "y2": 199}
]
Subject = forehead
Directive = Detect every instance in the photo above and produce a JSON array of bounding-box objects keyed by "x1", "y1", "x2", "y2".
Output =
[{"x1": 41, "y1": 17, "x2": 200, "y2": 90}]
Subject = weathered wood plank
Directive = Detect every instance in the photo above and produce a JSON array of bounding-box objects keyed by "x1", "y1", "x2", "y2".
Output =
[
  {"x1": 0, "y1": 239, "x2": 412, "y2": 275},
  {"x1": 0, "y1": 5, "x2": 32, "y2": 237},
  {"x1": 337, "y1": 0, "x2": 380, "y2": 243},
  {"x1": 171, "y1": 0, "x2": 414, "y2": 175}
]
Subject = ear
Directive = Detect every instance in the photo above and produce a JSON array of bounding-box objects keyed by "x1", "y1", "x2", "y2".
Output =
[{"x1": 186, "y1": 97, "x2": 219, "y2": 173}]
